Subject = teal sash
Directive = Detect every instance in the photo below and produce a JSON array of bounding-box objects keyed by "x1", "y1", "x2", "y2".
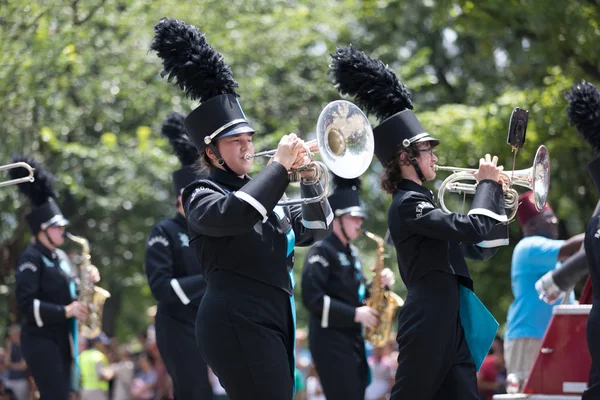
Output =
[{"x1": 458, "y1": 285, "x2": 499, "y2": 371}]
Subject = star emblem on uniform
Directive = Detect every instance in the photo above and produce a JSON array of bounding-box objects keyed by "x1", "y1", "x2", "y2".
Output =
[{"x1": 179, "y1": 232, "x2": 190, "y2": 247}]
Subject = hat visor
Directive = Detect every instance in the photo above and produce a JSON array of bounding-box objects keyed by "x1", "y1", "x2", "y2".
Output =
[
  {"x1": 217, "y1": 123, "x2": 256, "y2": 140},
  {"x1": 414, "y1": 135, "x2": 440, "y2": 146},
  {"x1": 335, "y1": 207, "x2": 366, "y2": 219},
  {"x1": 49, "y1": 217, "x2": 69, "y2": 228}
]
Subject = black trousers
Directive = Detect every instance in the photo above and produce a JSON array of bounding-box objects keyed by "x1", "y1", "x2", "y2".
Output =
[
  {"x1": 309, "y1": 321, "x2": 368, "y2": 400},
  {"x1": 391, "y1": 271, "x2": 479, "y2": 400},
  {"x1": 156, "y1": 309, "x2": 213, "y2": 400},
  {"x1": 583, "y1": 299, "x2": 600, "y2": 399},
  {"x1": 21, "y1": 329, "x2": 72, "y2": 400},
  {"x1": 195, "y1": 270, "x2": 295, "y2": 400}
]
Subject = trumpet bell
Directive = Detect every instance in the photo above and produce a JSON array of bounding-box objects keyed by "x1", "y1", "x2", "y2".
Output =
[
  {"x1": 529, "y1": 145, "x2": 550, "y2": 212},
  {"x1": 316, "y1": 100, "x2": 374, "y2": 179}
]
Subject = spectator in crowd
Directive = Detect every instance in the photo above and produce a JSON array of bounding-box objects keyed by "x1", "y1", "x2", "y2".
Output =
[
  {"x1": 130, "y1": 351, "x2": 157, "y2": 400},
  {"x1": 4, "y1": 325, "x2": 29, "y2": 400}
]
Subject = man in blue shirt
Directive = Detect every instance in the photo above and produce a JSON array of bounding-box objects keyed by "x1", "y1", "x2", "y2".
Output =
[{"x1": 505, "y1": 191, "x2": 584, "y2": 383}]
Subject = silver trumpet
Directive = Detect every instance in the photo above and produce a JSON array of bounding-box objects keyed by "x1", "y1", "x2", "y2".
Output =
[
  {"x1": 434, "y1": 145, "x2": 550, "y2": 221},
  {"x1": 0, "y1": 162, "x2": 35, "y2": 188},
  {"x1": 245, "y1": 100, "x2": 374, "y2": 206}
]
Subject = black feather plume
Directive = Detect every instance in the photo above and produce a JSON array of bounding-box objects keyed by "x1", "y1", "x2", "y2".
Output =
[
  {"x1": 329, "y1": 46, "x2": 413, "y2": 122},
  {"x1": 161, "y1": 112, "x2": 197, "y2": 166},
  {"x1": 566, "y1": 80, "x2": 600, "y2": 153},
  {"x1": 8, "y1": 155, "x2": 57, "y2": 207},
  {"x1": 332, "y1": 174, "x2": 362, "y2": 191},
  {"x1": 150, "y1": 18, "x2": 239, "y2": 102}
]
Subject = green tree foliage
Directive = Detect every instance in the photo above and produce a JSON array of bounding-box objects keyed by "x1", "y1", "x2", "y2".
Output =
[{"x1": 1, "y1": 0, "x2": 599, "y2": 339}]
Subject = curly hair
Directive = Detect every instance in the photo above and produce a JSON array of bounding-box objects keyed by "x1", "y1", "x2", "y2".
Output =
[{"x1": 380, "y1": 145, "x2": 419, "y2": 194}]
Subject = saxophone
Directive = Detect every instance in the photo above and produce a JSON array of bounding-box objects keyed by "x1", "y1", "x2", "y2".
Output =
[
  {"x1": 363, "y1": 230, "x2": 404, "y2": 348},
  {"x1": 66, "y1": 233, "x2": 111, "y2": 339}
]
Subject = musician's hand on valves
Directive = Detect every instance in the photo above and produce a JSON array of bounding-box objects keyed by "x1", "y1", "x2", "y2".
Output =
[
  {"x1": 354, "y1": 306, "x2": 379, "y2": 329},
  {"x1": 474, "y1": 154, "x2": 503, "y2": 183},
  {"x1": 379, "y1": 268, "x2": 396, "y2": 288},
  {"x1": 88, "y1": 265, "x2": 100, "y2": 284},
  {"x1": 65, "y1": 301, "x2": 89, "y2": 321},
  {"x1": 272, "y1": 134, "x2": 302, "y2": 171}
]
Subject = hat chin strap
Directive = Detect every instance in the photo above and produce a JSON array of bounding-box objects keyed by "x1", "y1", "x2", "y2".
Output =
[
  {"x1": 409, "y1": 157, "x2": 427, "y2": 182},
  {"x1": 209, "y1": 143, "x2": 235, "y2": 175},
  {"x1": 339, "y1": 216, "x2": 352, "y2": 245},
  {"x1": 42, "y1": 229, "x2": 58, "y2": 249}
]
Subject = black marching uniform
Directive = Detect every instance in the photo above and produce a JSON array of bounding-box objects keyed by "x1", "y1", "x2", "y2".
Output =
[
  {"x1": 583, "y1": 210, "x2": 600, "y2": 399},
  {"x1": 328, "y1": 46, "x2": 509, "y2": 399},
  {"x1": 302, "y1": 178, "x2": 370, "y2": 400},
  {"x1": 10, "y1": 157, "x2": 77, "y2": 400},
  {"x1": 152, "y1": 20, "x2": 332, "y2": 398},
  {"x1": 565, "y1": 81, "x2": 600, "y2": 400},
  {"x1": 388, "y1": 179, "x2": 505, "y2": 399},
  {"x1": 183, "y1": 165, "x2": 332, "y2": 400},
  {"x1": 145, "y1": 112, "x2": 213, "y2": 399}
]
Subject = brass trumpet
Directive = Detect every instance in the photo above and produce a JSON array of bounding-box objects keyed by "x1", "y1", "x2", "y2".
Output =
[{"x1": 0, "y1": 162, "x2": 35, "y2": 188}]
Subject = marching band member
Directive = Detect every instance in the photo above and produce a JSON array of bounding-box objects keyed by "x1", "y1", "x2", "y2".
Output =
[
  {"x1": 151, "y1": 18, "x2": 332, "y2": 399},
  {"x1": 144, "y1": 112, "x2": 213, "y2": 399},
  {"x1": 330, "y1": 46, "x2": 508, "y2": 399},
  {"x1": 302, "y1": 175, "x2": 395, "y2": 400},
  {"x1": 565, "y1": 80, "x2": 600, "y2": 399},
  {"x1": 9, "y1": 156, "x2": 100, "y2": 400}
]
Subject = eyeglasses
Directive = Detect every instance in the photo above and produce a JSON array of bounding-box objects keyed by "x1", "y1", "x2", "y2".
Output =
[{"x1": 417, "y1": 148, "x2": 436, "y2": 156}]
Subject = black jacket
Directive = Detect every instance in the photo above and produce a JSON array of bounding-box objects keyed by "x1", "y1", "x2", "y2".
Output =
[
  {"x1": 182, "y1": 163, "x2": 333, "y2": 294},
  {"x1": 388, "y1": 179, "x2": 508, "y2": 290},
  {"x1": 15, "y1": 242, "x2": 76, "y2": 334},
  {"x1": 302, "y1": 234, "x2": 368, "y2": 331},
  {"x1": 145, "y1": 213, "x2": 206, "y2": 323}
]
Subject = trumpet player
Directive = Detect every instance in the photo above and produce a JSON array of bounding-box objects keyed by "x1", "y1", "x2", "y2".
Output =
[
  {"x1": 144, "y1": 112, "x2": 213, "y2": 399},
  {"x1": 301, "y1": 175, "x2": 395, "y2": 400},
  {"x1": 330, "y1": 46, "x2": 509, "y2": 400},
  {"x1": 151, "y1": 18, "x2": 332, "y2": 400},
  {"x1": 9, "y1": 156, "x2": 100, "y2": 400}
]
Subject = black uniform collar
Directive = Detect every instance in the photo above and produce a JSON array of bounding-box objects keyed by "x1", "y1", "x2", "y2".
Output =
[
  {"x1": 327, "y1": 232, "x2": 352, "y2": 255},
  {"x1": 34, "y1": 241, "x2": 56, "y2": 260},
  {"x1": 173, "y1": 212, "x2": 187, "y2": 228},
  {"x1": 209, "y1": 167, "x2": 251, "y2": 191},
  {"x1": 396, "y1": 179, "x2": 434, "y2": 201}
]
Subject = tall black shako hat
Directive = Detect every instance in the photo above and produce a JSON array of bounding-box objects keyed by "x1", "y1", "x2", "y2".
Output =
[
  {"x1": 566, "y1": 80, "x2": 600, "y2": 191},
  {"x1": 329, "y1": 46, "x2": 439, "y2": 180},
  {"x1": 150, "y1": 18, "x2": 255, "y2": 171},
  {"x1": 328, "y1": 175, "x2": 366, "y2": 218},
  {"x1": 8, "y1": 155, "x2": 69, "y2": 235},
  {"x1": 161, "y1": 111, "x2": 198, "y2": 194}
]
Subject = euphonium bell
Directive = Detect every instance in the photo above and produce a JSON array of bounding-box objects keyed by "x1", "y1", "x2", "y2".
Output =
[
  {"x1": 434, "y1": 145, "x2": 550, "y2": 221},
  {"x1": 246, "y1": 100, "x2": 374, "y2": 206}
]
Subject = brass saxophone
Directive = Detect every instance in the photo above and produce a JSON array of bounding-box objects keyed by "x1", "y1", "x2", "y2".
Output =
[
  {"x1": 363, "y1": 230, "x2": 404, "y2": 348},
  {"x1": 66, "y1": 233, "x2": 111, "y2": 339}
]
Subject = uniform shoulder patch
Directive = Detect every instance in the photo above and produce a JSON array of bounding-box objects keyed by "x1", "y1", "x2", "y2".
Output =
[
  {"x1": 416, "y1": 201, "x2": 434, "y2": 218},
  {"x1": 308, "y1": 255, "x2": 329, "y2": 267},
  {"x1": 178, "y1": 232, "x2": 190, "y2": 247},
  {"x1": 18, "y1": 262, "x2": 38, "y2": 273},
  {"x1": 148, "y1": 236, "x2": 169, "y2": 247}
]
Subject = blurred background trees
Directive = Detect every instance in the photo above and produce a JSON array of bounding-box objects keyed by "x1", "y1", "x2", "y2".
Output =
[{"x1": 1, "y1": 0, "x2": 599, "y2": 339}]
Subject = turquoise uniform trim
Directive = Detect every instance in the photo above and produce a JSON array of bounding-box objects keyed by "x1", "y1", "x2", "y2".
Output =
[
  {"x1": 289, "y1": 267, "x2": 297, "y2": 397},
  {"x1": 353, "y1": 258, "x2": 371, "y2": 385},
  {"x1": 60, "y1": 259, "x2": 80, "y2": 389},
  {"x1": 459, "y1": 285, "x2": 499, "y2": 371}
]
